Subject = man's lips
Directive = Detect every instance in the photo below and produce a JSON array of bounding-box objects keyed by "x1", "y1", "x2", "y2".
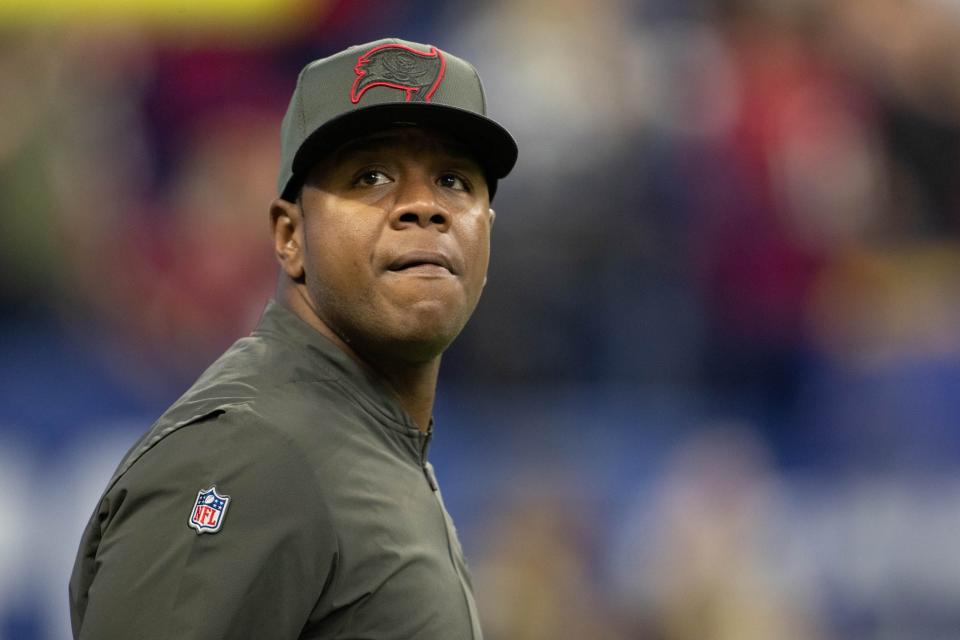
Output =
[{"x1": 386, "y1": 251, "x2": 457, "y2": 275}]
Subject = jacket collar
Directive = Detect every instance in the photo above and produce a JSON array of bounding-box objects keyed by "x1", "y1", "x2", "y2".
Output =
[{"x1": 252, "y1": 299, "x2": 429, "y2": 440}]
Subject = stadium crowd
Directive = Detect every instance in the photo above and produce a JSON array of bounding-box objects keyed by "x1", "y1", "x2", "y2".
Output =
[{"x1": 2, "y1": 0, "x2": 960, "y2": 637}]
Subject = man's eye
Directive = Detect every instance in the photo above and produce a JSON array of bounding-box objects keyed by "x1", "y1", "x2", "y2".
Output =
[
  {"x1": 438, "y1": 173, "x2": 469, "y2": 192},
  {"x1": 355, "y1": 170, "x2": 391, "y2": 186}
]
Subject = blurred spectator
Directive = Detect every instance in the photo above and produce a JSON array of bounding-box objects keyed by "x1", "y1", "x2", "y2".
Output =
[
  {"x1": 472, "y1": 481, "x2": 623, "y2": 640},
  {"x1": 612, "y1": 427, "x2": 825, "y2": 640}
]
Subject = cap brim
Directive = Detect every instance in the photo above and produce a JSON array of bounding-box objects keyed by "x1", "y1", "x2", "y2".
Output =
[{"x1": 284, "y1": 102, "x2": 518, "y2": 201}]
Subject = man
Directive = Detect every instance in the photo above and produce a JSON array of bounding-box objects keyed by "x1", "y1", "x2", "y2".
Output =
[{"x1": 69, "y1": 38, "x2": 517, "y2": 639}]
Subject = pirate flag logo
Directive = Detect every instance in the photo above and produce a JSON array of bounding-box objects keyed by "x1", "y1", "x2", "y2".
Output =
[{"x1": 350, "y1": 44, "x2": 446, "y2": 104}]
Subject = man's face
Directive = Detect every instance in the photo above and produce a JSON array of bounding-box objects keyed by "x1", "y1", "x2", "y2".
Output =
[{"x1": 297, "y1": 128, "x2": 494, "y2": 364}]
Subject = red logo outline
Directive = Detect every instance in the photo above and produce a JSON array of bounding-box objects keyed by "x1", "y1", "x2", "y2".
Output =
[{"x1": 350, "y1": 44, "x2": 446, "y2": 104}]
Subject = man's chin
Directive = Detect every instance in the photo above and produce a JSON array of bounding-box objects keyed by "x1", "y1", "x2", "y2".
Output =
[{"x1": 376, "y1": 306, "x2": 469, "y2": 363}]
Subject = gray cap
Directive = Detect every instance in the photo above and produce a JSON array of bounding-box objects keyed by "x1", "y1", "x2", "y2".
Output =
[{"x1": 277, "y1": 37, "x2": 518, "y2": 201}]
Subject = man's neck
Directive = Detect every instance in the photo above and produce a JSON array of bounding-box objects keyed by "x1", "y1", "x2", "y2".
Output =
[
  {"x1": 370, "y1": 359, "x2": 440, "y2": 433},
  {"x1": 280, "y1": 285, "x2": 438, "y2": 432}
]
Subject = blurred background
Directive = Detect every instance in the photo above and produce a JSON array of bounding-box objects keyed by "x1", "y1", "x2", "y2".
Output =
[{"x1": 2, "y1": 0, "x2": 960, "y2": 637}]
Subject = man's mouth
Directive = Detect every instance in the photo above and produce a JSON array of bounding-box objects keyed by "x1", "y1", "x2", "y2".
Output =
[{"x1": 387, "y1": 251, "x2": 456, "y2": 275}]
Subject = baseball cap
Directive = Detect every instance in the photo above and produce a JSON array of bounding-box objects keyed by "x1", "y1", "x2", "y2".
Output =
[{"x1": 277, "y1": 37, "x2": 518, "y2": 202}]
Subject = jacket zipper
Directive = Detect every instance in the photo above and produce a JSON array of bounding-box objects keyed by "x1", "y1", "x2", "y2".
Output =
[
  {"x1": 419, "y1": 430, "x2": 438, "y2": 491},
  {"x1": 417, "y1": 429, "x2": 482, "y2": 638}
]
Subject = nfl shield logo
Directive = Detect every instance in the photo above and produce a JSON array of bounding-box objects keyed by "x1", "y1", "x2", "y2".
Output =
[{"x1": 189, "y1": 486, "x2": 230, "y2": 534}]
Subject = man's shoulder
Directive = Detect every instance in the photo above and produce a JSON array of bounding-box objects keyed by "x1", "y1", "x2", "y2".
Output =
[
  {"x1": 158, "y1": 325, "x2": 357, "y2": 429},
  {"x1": 110, "y1": 332, "x2": 360, "y2": 491}
]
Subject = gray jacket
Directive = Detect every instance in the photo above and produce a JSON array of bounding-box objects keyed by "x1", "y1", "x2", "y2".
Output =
[{"x1": 69, "y1": 300, "x2": 483, "y2": 639}]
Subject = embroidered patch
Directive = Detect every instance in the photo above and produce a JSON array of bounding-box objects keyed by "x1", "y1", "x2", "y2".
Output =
[
  {"x1": 350, "y1": 43, "x2": 446, "y2": 104},
  {"x1": 188, "y1": 486, "x2": 230, "y2": 534}
]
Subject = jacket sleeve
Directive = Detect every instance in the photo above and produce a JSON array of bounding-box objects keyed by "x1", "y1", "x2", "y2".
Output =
[{"x1": 71, "y1": 407, "x2": 338, "y2": 639}]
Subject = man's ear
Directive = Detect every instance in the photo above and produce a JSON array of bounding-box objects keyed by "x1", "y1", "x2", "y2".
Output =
[
  {"x1": 270, "y1": 198, "x2": 305, "y2": 282},
  {"x1": 482, "y1": 208, "x2": 496, "y2": 288}
]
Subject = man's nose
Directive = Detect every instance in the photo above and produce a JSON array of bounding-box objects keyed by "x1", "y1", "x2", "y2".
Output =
[{"x1": 388, "y1": 175, "x2": 451, "y2": 231}]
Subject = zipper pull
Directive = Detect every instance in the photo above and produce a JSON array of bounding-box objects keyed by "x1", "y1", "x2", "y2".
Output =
[{"x1": 423, "y1": 462, "x2": 439, "y2": 492}]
